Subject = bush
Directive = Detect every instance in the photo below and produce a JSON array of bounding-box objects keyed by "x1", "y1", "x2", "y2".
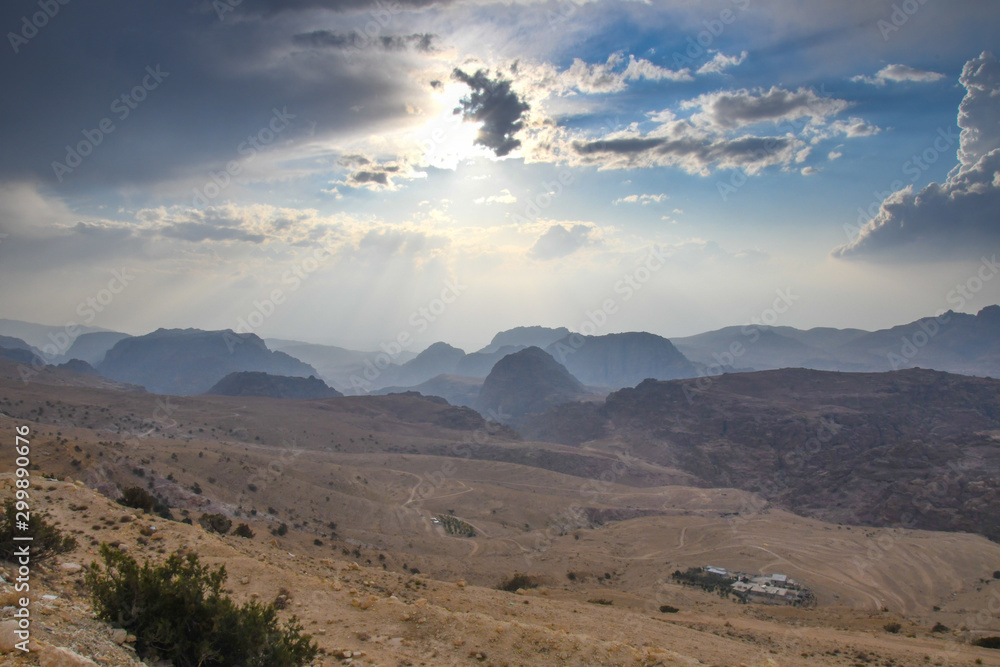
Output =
[
  {"x1": 973, "y1": 636, "x2": 1000, "y2": 649},
  {"x1": 233, "y1": 523, "x2": 254, "y2": 539},
  {"x1": 659, "y1": 605, "x2": 679, "y2": 613},
  {"x1": 0, "y1": 500, "x2": 77, "y2": 563},
  {"x1": 496, "y1": 572, "x2": 537, "y2": 592},
  {"x1": 198, "y1": 513, "x2": 232, "y2": 535},
  {"x1": 931, "y1": 622, "x2": 949, "y2": 633},
  {"x1": 884, "y1": 622, "x2": 901, "y2": 633},
  {"x1": 85, "y1": 544, "x2": 317, "y2": 666},
  {"x1": 994, "y1": 570, "x2": 1000, "y2": 580},
  {"x1": 119, "y1": 486, "x2": 174, "y2": 520},
  {"x1": 272, "y1": 523, "x2": 288, "y2": 537},
  {"x1": 588, "y1": 598, "x2": 613, "y2": 605}
]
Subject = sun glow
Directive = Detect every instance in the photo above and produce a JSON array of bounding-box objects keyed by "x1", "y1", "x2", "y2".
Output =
[{"x1": 415, "y1": 83, "x2": 494, "y2": 170}]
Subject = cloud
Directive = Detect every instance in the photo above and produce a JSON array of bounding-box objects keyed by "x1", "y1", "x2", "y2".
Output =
[
  {"x1": 828, "y1": 150, "x2": 843, "y2": 160},
  {"x1": 834, "y1": 52, "x2": 1000, "y2": 259},
  {"x1": 800, "y1": 166, "x2": 819, "y2": 176},
  {"x1": 292, "y1": 30, "x2": 437, "y2": 52},
  {"x1": 529, "y1": 223, "x2": 597, "y2": 260},
  {"x1": 329, "y1": 157, "x2": 424, "y2": 192},
  {"x1": 474, "y1": 188, "x2": 517, "y2": 205},
  {"x1": 569, "y1": 124, "x2": 807, "y2": 175},
  {"x1": 851, "y1": 64, "x2": 946, "y2": 87},
  {"x1": 554, "y1": 53, "x2": 692, "y2": 95},
  {"x1": 697, "y1": 50, "x2": 748, "y2": 76},
  {"x1": 452, "y1": 68, "x2": 531, "y2": 157},
  {"x1": 613, "y1": 193, "x2": 668, "y2": 205},
  {"x1": 684, "y1": 86, "x2": 849, "y2": 131}
]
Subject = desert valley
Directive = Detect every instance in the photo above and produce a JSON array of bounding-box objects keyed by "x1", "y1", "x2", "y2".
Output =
[{"x1": 1, "y1": 314, "x2": 1000, "y2": 666}]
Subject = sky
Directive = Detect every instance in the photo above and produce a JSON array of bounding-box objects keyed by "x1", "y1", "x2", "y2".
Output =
[{"x1": 0, "y1": 0, "x2": 998, "y2": 352}]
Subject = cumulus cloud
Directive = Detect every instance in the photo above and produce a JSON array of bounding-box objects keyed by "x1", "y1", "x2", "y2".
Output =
[
  {"x1": 613, "y1": 193, "x2": 668, "y2": 205},
  {"x1": 851, "y1": 64, "x2": 946, "y2": 87},
  {"x1": 569, "y1": 123, "x2": 807, "y2": 175},
  {"x1": 557, "y1": 53, "x2": 693, "y2": 94},
  {"x1": 452, "y1": 68, "x2": 531, "y2": 157},
  {"x1": 697, "y1": 50, "x2": 748, "y2": 75},
  {"x1": 529, "y1": 223, "x2": 597, "y2": 260},
  {"x1": 329, "y1": 156, "x2": 424, "y2": 192},
  {"x1": 474, "y1": 188, "x2": 517, "y2": 205},
  {"x1": 523, "y1": 83, "x2": 873, "y2": 176},
  {"x1": 834, "y1": 52, "x2": 1000, "y2": 259},
  {"x1": 684, "y1": 86, "x2": 849, "y2": 131}
]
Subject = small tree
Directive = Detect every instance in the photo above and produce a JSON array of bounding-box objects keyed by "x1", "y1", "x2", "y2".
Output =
[
  {"x1": 0, "y1": 500, "x2": 76, "y2": 563},
  {"x1": 198, "y1": 513, "x2": 232, "y2": 535},
  {"x1": 86, "y1": 545, "x2": 316, "y2": 666},
  {"x1": 233, "y1": 523, "x2": 255, "y2": 539}
]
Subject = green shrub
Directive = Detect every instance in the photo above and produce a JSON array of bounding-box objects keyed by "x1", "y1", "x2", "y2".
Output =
[
  {"x1": 119, "y1": 486, "x2": 174, "y2": 520},
  {"x1": 588, "y1": 598, "x2": 613, "y2": 605},
  {"x1": 233, "y1": 523, "x2": 254, "y2": 539},
  {"x1": 85, "y1": 544, "x2": 317, "y2": 666},
  {"x1": 659, "y1": 605, "x2": 679, "y2": 613},
  {"x1": 198, "y1": 513, "x2": 232, "y2": 535},
  {"x1": 973, "y1": 636, "x2": 1000, "y2": 649},
  {"x1": 884, "y1": 622, "x2": 901, "y2": 633},
  {"x1": 0, "y1": 499, "x2": 77, "y2": 563},
  {"x1": 496, "y1": 572, "x2": 537, "y2": 592}
]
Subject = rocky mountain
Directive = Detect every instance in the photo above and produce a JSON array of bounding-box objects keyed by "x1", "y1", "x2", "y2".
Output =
[
  {"x1": 475, "y1": 346, "x2": 591, "y2": 423},
  {"x1": 521, "y1": 367, "x2": 1000, "y2": 542},
  {"x1": 673, "y1": 306, "x2": 1000, "y2": 377},
  {"x1": 0, "y1": 345, "x2": 43, "y2": 365},
  {"x1": 98, "y1": 328, "x2": 319, "y2": 395},
  {"x1": 0, "y1": 318, "x2": 108, "y2": 352},
  {"x1": 835, "y1": 306, "x2": 1000, "y2": 376},
  {"x1": 477, "y1": 326, "x2": 571, "y2": 354},
  {"x1": 61, "y1": 331, "x2": 132, "y2": 365},
  {"x1": 374, "y1": 373, "x2": 482, "y2": 408},
  {"x1": 455, "y1": 345, "x2": 524, "y2": 377},
  {"x1": 205, "y1": 371, "x2": 343, "y2": 399},
  {"x1": 545, "y1": 331, "x2": 697, "y2": 389},
  {"x1": 383, "y1": 342, "x2": 467, "y2": 388},
  {"x1": 264, "y1": 339, "x2": 418, "y2": 391},
  {"x1": 57, "y1": 359, "x2": 100, "y2": 375}
]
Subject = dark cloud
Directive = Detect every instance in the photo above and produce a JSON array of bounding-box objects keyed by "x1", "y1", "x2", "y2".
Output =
[
  {"x1": 293, "y1": 30, "x2": 436, "y2": 51},
  {"x1": 529, "y1": 224, "x2": 595, "y2": 260},
  {"x1": 834, "y1": 52, "x2": 1000, "y2": 259},
  {"x1": 234, "y1": 0, "x2": 448, "y2": 16},
  {"x1": 351, "y1": 171, "x2": 390, "y2": 185},
  {"x1": 571, "y1": 132, "x2": 802, "y2": 173},
  {"x1": 0, "y1": 2, "x2": 433, "y2": 196},
  {"x1": 452, "y1": 68, "x2": 530, "y2": 158}
]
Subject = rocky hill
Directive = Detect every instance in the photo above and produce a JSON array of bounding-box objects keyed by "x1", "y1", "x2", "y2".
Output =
[
  {"x1": 522, "y1": 367, "x2": 1000, "y2": 541},
  {"x1": 204, "y1": 371, "x2": 343, "y2": 399},
  {"x1": 545, "y1": 331, "x2": 697, "y2": 389},
  {"x1": 475, "y1": 346, "x2": 591, "y2": 423},
  {"x1": 98, "y1": 328, "x2": 318, "y2": 395}
]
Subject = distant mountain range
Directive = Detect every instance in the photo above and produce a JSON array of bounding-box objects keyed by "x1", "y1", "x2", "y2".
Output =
[
  {"x1": 1, "y1": 305, "x2": 998, "y2": 399},
  {"x1": 475, "y1": 346, "x2": 593, "y2": 424}
]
